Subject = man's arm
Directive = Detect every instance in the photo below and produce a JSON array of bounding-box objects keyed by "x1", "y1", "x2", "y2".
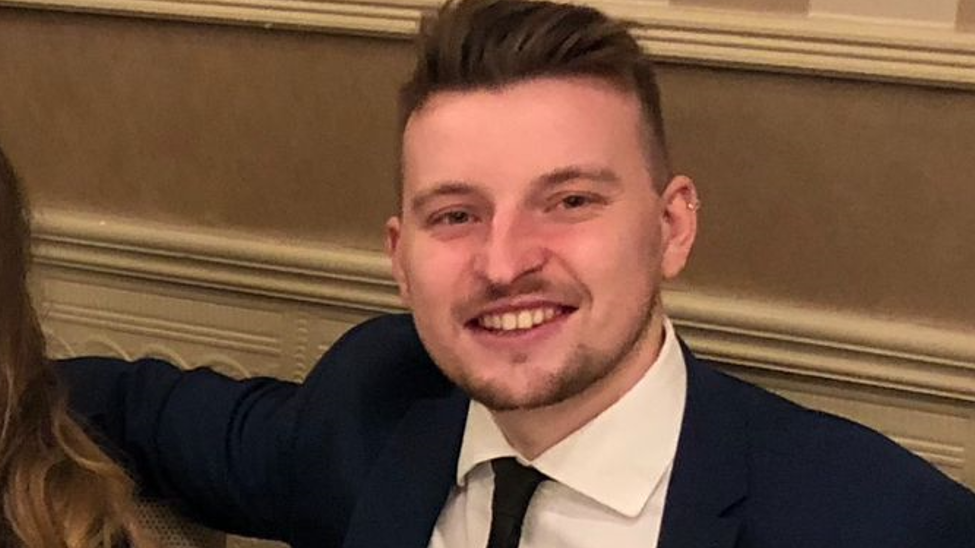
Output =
[
  {"x1": 59, "y1": 356, "x2": 299, "y2": 541},
  {"x1": 58, "y1": 313, "x2": 444, "y2": 545},
  {"x1": 909, "y1": 468, "x2": 975, "y2": 547}
]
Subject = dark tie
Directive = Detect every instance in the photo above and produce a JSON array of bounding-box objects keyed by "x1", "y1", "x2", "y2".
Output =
[{"x1": 487, "y1": 457, "x2": 548, "y2": 548}]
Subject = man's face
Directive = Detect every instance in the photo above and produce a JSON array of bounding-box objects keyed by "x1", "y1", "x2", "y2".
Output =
[{"x1": 387, "y1": 76, "x2": 696, "y2": 411}]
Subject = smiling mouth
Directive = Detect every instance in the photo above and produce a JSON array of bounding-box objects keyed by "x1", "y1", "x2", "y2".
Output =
[{"x1": 471, "y1": 306, "x2": 572, "y2": 333}]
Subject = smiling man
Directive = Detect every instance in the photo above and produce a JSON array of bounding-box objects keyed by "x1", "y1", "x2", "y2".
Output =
[
  {"x1": 388, "y1": 65, "x2": 699, "y2": 544},
  {"x1": 58, "y1": 0, "x2": 975, "y2": 547},
  {"x1": 389, "y1": 75, "x2": 696, "y2": 448}
]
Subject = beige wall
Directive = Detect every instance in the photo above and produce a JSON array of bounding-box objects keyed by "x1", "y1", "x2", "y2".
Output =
[
  {"x1": 670, "y1": 0, "x2": 809, "y2": 13},
  {"x1": 660, "y1": 66, "x2": 975, "y2": 332},
  {"x1": 960, "y1": 0, "x2": 975, "y2": 30},
  {"x1": 0, "y1": 8, "x2": 410, "y2": 249},
  {"x1": 810, "y1": 0, "x2": 961, "y2": 24},
  {"x1": 2, "y1": 7, "x2": 973, "y2": 332},
  {"x1": 671, "y1": 0, "x2": 966, "y2": 23}
]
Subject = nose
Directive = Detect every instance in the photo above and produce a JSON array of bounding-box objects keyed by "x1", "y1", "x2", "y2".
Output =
[{"x1": 473, "y1": 213, "x2": 548, "y2": 286}]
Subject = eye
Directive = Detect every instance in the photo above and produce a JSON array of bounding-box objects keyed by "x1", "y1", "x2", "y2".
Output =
[
  {"x1": 430, "y1": 209, "x2": 474, "y2": 226},
  {"x1": 549, "y1": 192, "x2": 605, "y2": 212},
  {"x1": 560, "y1": 194, "x2": 591, "y2": 209}
]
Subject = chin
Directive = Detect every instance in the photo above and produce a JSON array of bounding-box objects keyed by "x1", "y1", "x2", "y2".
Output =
[
  {"x1": 441, "y1": 365, "x2": 534, "y2": 410},
  {"x1": 461, "y1": 367, "x2": 589, "y2": 412},
  {"x1": 467, "y1": 385, "x2": 549, "y2": 412}
]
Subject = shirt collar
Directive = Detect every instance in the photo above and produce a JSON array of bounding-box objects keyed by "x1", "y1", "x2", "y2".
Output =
[{"x1": 455, "y1": 318, "x2": 687, "y2": 517}]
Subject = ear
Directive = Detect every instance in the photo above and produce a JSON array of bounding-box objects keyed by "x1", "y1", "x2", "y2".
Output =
[
  {"x1": 385, "y1": 216, "x2": 412, "y2": 305},
  {"x1": 658, "y1": 175, "x2": 699, "y2": 280}
]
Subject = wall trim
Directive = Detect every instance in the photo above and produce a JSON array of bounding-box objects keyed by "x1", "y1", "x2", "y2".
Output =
[
  {"x1": 31, "y1": 210, "x2": 975, "y2": 402},
  {"x1": 33, "y1": 211, "x2": 402, "y2": 312},
  {"x1": 2, "y1": 0, "x2": 975, "y2": 88},
  {"x1": 620, "y1": 5, "x2": 975, "y2": 88},
  {"x1": 1, "y1": 0, "x2": 974, "y2": 88},
  {"x1": 668, "y1": 292, "x2": 975, "y2": 403}
]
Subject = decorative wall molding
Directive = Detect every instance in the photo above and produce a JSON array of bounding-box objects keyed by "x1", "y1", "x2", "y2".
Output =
[
  {"x1": 0, "y1": 0, "x2": 424, "y2": 34},
  {"x1": 2, "y1": 0, "x2": 975, "y2": 88},
  {"x1": 668, "y1": 291, "x2": 975, "y2": 403},
  {"x1": 32, "y1": 210, "x2": 975, "y2": 403},
  {"x1": 33, "y1": 210, "x2": 402, "y2": 312},
  {"x1": 46, "y1": 301, "x2": 282, "y2": 356},
  {"x1": 892, "y1": 436, "x2": 965, "y2": 476},
  {"x1": 619, "y1": 5, "x2": 975, "y2": 88}
]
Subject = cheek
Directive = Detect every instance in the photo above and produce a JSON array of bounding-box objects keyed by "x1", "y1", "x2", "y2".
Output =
[
  {"x1": 551, "y1": 220, "x2": 662, "y2": 285},
  {"x1": 402, "y1": 239, "x2": 474, "y2": 303}
]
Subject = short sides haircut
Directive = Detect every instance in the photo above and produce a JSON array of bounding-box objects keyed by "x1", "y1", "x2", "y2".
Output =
[{"x1": 400, "y1": 0, "x2": 672, "y2": 188}]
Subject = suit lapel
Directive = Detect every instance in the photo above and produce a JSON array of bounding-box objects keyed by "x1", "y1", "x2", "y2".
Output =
[
  {"x1": 343, "y1": 389, "x2": 469, "y2": 548},
  {"x1": 657, "y1": 346, "x2": 748, "y2": 548},
  {"x1": 342, "y1": 340, "x2": 748, "y2": 548}
]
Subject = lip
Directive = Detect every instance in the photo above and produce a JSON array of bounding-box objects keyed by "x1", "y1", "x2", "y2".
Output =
[
  {"x1": 464, "y1": 300, "x2": 577, "y2": 349},
  {"x1": 464, "y1": 299, "x2": 575, "y2": 329}
]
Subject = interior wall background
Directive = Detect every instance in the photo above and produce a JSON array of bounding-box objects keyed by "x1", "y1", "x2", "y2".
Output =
[
  {"x1": 2, "y1": 3, "x2": 973, "y2": 330},
  {"x1": 0, "y1": 2, "x2": 973, "y2": 544},
  {"x1": 0, "y1": 8, "x2": 410, "y2": 250}
]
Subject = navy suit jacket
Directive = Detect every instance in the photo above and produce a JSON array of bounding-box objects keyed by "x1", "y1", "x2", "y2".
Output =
[{"x1": 61, "y1": 314, "x2": 975, "y2": 547}]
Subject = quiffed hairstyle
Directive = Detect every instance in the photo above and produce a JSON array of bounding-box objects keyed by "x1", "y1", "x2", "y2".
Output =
[
  {"x1": 0, "y1": 145, "x2": 152, "y2": 548},
  {"x1": 400, "y1": 0, "x2": 671, "y2": 186}
]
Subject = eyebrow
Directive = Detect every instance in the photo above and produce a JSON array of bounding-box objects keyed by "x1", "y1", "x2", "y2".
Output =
[
  {"x1": 409, "y1": 182, "x2": 483, "y2": 214},
  {"x1": 408, "y1": 166, "x2": 621, "y2": 213},
  {"x1": 533, "y1": 165, "x2": 621, "y2": 189}
]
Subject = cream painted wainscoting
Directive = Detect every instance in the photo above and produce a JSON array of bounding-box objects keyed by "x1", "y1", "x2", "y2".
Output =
[
  {"x1": 35, "y1": 211, "x2": 975, "y2": 491},
  {"x1": 34, "y1": 211, "x2": 393, "y2": 380}
]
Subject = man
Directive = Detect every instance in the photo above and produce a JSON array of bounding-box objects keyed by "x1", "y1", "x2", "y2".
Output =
[{"x1": 62, "y1": 0, "x2": 975, "y2": 547}]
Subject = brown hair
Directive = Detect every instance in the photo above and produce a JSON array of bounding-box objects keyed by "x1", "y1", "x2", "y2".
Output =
[
  {"x1": 400, "y1": 0, "x2": 671, "y2": 186},
  {"x1": 0, "y1": 145, "x2": 151, "y2": 547}
]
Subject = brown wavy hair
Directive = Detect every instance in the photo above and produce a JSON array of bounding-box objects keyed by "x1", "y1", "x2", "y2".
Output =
[
  {"x1": 400, "y1": 0, "x2": 671, "y2": 189},
  {"x1": 0, "y1": 145, "x2": 151, "y2": 547}
]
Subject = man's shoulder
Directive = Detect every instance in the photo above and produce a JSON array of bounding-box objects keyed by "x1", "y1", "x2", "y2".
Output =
[
  {"x1": 304, "y1": 313, "x2": 450, "y2": 394},
  {"x1": 696, "y1": 356, "x2": 957, "y2": 483},
  {"x1": 293, "y1": 313, "x2": 459, "y2": 440},
  {"x1": 690, "y1": 355, "x2": 975, "y2": 541}
]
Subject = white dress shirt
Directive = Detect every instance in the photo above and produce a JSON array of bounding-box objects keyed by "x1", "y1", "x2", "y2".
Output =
[{"x1": 429, "y1": 318, "x2": 687, "y2": 548}]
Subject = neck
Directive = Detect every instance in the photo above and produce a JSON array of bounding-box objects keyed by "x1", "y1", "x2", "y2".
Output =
[{"x1": 491, "y1": 313, "x2": 667, "y2": 460}]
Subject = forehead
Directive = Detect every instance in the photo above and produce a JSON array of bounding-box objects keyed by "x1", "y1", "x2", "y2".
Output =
[{"x1": 401, "y1": 76, "x2": 648, "y2": 196}]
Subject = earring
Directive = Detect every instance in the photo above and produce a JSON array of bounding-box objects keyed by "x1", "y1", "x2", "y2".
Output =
[{"x1": 686, "y1": 200, "x2": 701, "y2": 211}]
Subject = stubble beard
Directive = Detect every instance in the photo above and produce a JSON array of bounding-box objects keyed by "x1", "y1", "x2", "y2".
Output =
[{"x1": 442, "y1": 291, "x2": 661, "y2": 412}]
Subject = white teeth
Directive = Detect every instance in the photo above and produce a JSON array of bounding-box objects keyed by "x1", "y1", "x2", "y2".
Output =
[
  {"x1": 477, "y1": 307, "x2": 561, "y2": 332},
  {"x1": 532, "y1": 309, "x2": 544, "y2": 325},
  {"x1": 502, "y1": 313, "x2": 517, "y2": 331}
]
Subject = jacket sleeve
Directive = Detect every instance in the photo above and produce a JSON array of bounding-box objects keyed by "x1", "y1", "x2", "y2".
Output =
[
  {"x1": 908, "y1": 471, "x2": 975, "y2": 547},
  {"x1": 57, "y1": 356, "x2": 299, "y2": 541}
]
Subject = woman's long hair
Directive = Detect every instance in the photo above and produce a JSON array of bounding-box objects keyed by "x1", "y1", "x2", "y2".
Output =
[{"x1": 0, "y1": 146, "x2": 150, "y2": 547}]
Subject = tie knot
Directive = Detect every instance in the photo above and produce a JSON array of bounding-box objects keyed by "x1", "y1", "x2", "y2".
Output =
[
  {"x1": 492, "y1": 458, "x2": 547, "y2": 497},
  {"x1": 487, "y1": 458, "x2": 548, "y2": 548}
]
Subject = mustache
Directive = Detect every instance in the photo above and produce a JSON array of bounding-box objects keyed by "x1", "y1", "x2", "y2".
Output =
[
  {"x1": 483, "y1": 277, "x2": 548, "y2": 301},
  {"x1": 454, "y1": 275, "x2": 581, "y2": 321}
]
